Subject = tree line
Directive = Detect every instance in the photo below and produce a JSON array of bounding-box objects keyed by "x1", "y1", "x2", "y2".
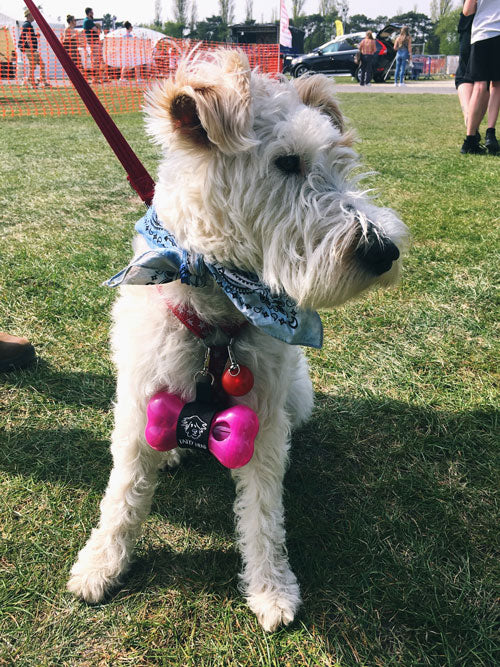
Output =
[{"x1": 139, "y1": 1, "x2": 462, "y2": 55}]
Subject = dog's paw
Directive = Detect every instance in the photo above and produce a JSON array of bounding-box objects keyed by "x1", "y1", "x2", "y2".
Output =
[
  {"x1": 67, "y1": 538, "x2": 127, "y2": 603},
  {"x1": 158, "y1": 447, "x2": 183, "y2": 471},
  {"x1": 67, "y1": 570, "x2": 110, "y2": 603},
  {"x1": 247, "y1": 588, "x2": 301, "y2": 632},
  {"x1": 67, "y1": 556, "x2": 120, "y2": 604}
]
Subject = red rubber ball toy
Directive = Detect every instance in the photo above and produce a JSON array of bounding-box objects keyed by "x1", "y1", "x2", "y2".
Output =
[{"x1": 222, "y1": 365, "x2": 254, "y2": 396}]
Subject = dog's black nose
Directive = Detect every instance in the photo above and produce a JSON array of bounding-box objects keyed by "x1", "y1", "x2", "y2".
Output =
[{"x1": 356, "y1": 226, "x2": 400, "y2": 276}]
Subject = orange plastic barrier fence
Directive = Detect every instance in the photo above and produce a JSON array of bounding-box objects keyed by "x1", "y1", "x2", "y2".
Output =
[{"x1": 0, "y1": 26, "x2": 280, "y2": 118}]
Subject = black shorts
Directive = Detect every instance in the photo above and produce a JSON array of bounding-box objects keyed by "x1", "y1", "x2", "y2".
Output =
[
  {"x1": 455, "y1": 30, "x2": 473, "y2": 88},
  {"x1": 469, "y1": 34, "x2": 500, "y2": 82}
]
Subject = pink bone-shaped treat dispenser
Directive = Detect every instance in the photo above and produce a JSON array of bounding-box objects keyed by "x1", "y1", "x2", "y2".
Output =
[{"x1": 144, "y1": 391, "x2": 259, "y2": 469}]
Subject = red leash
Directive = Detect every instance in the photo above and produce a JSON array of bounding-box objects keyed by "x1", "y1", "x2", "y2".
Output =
[{"x1": 23, "y1": 0, "x2": 155, "y2": 206}]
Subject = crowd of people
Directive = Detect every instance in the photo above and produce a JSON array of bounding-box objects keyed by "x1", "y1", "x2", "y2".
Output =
[
  {"x1": 354, "y1": 3, "x2": 498, "y2": 155},
  {"x1": 358, "y1": 26, "x2": 412, "y2": 88},
  {"x1": 17, "y1": 6, "x2": 135, "y2": 88}
]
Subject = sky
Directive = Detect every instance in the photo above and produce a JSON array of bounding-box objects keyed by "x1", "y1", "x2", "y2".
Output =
[{"x1": 1, "y1": 1, "x2": 433, "y2": 25}]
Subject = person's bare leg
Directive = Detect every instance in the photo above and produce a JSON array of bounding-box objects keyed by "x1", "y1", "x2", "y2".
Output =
[
  {"x1": 467, "y1": 81, "x2": 488, "y2": 135},
  {"x1": 486, "y1": 81, "x2": 500, "y2": 129},
  {"x1": 39, "y1": 56, "x2": 50, "y2": 86},
  {"x1": 485, "y1": 82, "x2": 500, "y2": 153},
  {"x1": 457, "y1": 82, "x2": 473, "y2": 126},
  {"x1": 26, "y1": 52, "x2": 36, "y2": 86}
]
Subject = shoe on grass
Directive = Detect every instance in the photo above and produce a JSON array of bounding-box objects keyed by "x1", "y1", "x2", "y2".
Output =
[
  {"x1": 0, "y1": 332, "x2": 36, "y2": 372},
  {"x1": 460, "y1": 135, "x2": 486, "y2": 154},
  {"x1": 485, "y1": 128, "x2": 499, "y2": 155}
]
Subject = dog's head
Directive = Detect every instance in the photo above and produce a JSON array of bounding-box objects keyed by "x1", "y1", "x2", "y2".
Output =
[{"x1": 144, "y1": 50, "x2": 409, "y2": 309}]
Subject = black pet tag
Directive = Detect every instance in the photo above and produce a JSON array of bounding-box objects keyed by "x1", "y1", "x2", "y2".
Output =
[{"x1": 176, "y1": 375, "x2": 218, "y2": 451}]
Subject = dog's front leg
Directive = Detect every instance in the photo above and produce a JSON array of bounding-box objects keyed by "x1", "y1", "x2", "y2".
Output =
[
  {"x1": 67, "y1": 392, "x2": 160, "y2": 603},
  {"x1": 232, "y1": 413, "x2": 300, "y2": 632}
]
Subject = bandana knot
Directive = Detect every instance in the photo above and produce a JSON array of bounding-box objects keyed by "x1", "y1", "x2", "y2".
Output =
[{"x1": 105, "y1": 206, "x2": 323, "y2": 349}]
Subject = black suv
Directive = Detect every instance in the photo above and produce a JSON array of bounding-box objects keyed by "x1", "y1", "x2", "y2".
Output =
[
  {"x1": 290, "y1": 33, "x2": 363, "y2": 78},
  {"x1": 290, "y1": 24, "x2": 403, "y2": 83}
]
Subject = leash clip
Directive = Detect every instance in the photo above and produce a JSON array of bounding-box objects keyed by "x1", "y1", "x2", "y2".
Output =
[
  {"x1": 226, "y1": 338, "x2": 241, "y2": 376},
  {"x1": 194, "y1": 346, "x2": 214, "y2": 385}
]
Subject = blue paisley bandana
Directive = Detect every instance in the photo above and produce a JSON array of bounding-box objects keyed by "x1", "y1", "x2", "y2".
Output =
[{"x1": 105, "y1": 206, "x2": 323, "y2": 349}]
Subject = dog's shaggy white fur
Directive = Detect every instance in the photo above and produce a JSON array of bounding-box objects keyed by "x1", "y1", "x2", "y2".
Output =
[{"x1": 67, "y1": 51, "x2": 409, "y2": 631}]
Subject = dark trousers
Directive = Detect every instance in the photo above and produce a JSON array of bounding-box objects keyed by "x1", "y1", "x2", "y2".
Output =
[{"x1": 360, "y1": 54, "x2": 374, "y2": 85}]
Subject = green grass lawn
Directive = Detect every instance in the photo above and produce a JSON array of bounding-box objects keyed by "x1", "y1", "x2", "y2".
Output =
[{"x1": 0, "y1": 92, "x2": 498, "y2": 666}]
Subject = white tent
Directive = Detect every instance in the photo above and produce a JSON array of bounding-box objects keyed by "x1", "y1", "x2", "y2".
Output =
[
  {"x1": 0, "y1": 12, "x2": 66, "y2": 80},
  {"x1": 0, "y1": 12, "x2": 17, "y2": 26},
  {"x1": 102, "y1": 27, "x2": 166, "y2": 69}
]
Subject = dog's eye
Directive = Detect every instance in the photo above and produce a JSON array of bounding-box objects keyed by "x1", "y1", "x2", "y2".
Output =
[{"x1": 274, "y1": 154, "x2": 302, "y2": 175}]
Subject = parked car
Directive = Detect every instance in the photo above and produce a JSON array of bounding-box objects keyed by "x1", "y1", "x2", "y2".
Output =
[
  {"x1": 282, "y1": 51, "x2": 301, "y2": 75},
  {"x1": 290, "y1": 32, "x2": 364, "y2": 78},
  {"x1": 290, "y1": 24, "x2": 405, "y2": 83}
]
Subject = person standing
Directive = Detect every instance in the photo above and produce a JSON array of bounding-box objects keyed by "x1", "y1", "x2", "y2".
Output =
[
  {"x1": 62, "y1": 15, "x2": 83, "y2": 70},
  {"x1": 18, "y1": 8, "x2": 51, "y2": 88},
  {"x1": 119, "y1": 21, "x2": 135, "y2": 81},
  {"x1": 83, "y1": 7, "x2": 103, "y2": 84},
  {"x1": 393, "y1": 26, "x2": 412, "y2": 87},
  {"x1": 462, "y1": 0, "x2": 500, "y2": 154},
  {"x1": 358, "y1": 31, "x2": 376, "y2": 87},
  {"x1": 455, "y1": 5, "x2": 489, "y2": 142}
]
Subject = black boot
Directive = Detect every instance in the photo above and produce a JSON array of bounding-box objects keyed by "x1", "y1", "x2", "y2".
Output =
[
  {"x1": 460, "y1": 134, "x2": 486, "y2": 154},
  {"x1": 0, "y1": 332, "x2": 36, "y2": 372},
  {"x1": 485, "y1": 128, "x2": 499, "y2": 155}
]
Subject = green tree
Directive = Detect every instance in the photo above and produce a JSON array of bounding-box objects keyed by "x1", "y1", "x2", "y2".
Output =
[
  {"x1": 347, "y1": 14, "x2": 380, "y2": 33},
  {"x1": 338, "y1": 0, "x2": 349, "y2": 24},
  {"x1": 154, "y1": 0, "x2": 162, "y2": 27},
  {"x1": 217, "y1": 0, "x2": 234, "y2": 41},
  {"x1": 162, "y1": 21, "x2": 185, "y2": 38},
  {"x1": 101, "y1": 13, "x2": 113, "y2": 30},
  {"x1": 373, "y1": 15, "x2": 390, "y2": 30},
  {"x1": 389, "y1": 11, "x2": 436, "y2": 50},
  {"x1": 292, "y1": 0, "x2": 306, "y2": 22},
  {"x1": 319, "y1": 0, "x2": 336, "y2": 16},
  {"x1": 434, "y1": 6, "x2": 461, "y2": 54},
  {"x1": 193, "y1": 15, "x2": 227, "y2": 42},
  {"x1": 172, "y1": 0, "x2": 189, "y2": 31},
  {"x1": 189, "y1": 1, "x2": 197, "y2": 35},
  {"x1": 430, "y1": 0, "x2": 455, "y2": 21},
  {"x1": 295, "y1": 10, "x2": 339, "y2": 51},
  {"x1": 245, "y1": 0, "x2": 253, "y2": 22},
  {"x1": 219, "y1": 0, "x2": 234, "y2": 24}
]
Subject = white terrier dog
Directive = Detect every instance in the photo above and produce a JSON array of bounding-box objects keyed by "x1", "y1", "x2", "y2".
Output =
[{"x1": 68, "y1": 51, "x2": 409, "y2": 631}]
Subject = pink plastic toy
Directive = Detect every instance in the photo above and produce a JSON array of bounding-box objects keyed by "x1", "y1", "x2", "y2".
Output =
[{"x1": 145, "y1": 391, "x2": 259, "y2": 469}]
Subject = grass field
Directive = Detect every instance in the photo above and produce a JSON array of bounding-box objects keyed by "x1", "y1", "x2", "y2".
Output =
[{"x1": 0, "y1": 91, "x2": 498, "y2": 666}]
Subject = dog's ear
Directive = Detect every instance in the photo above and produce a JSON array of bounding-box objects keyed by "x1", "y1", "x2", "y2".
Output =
[
  {"x1": 145, "y1": 50, "x2": 257, "y2": 155},
  {"x1": 293, "y1": 74, "x2": 349, "y2": 137}
]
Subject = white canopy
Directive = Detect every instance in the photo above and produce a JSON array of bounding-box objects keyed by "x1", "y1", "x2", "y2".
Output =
[
  {"x1": 0, "y1": 12, "x2": 17, "y2": 26},
  {"x1": 102, "y1": 27, "x2": 166, "y2": 68},
  {"x1": 105, "y1": 27, "x2": 165, "y2": 43}
]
